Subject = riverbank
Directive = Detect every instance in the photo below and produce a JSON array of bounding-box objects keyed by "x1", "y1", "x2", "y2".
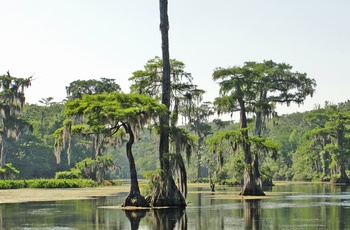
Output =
[{"x1": 0, "y1": 185, "x2": 130, "y2": 204}]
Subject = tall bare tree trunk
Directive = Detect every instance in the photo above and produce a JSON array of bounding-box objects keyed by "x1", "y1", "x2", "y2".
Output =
[
  {"x1": 147, "y1": 0, "x2": 186, "y2": 207},
  {"x1": 159, "y1": 0, "x2": 171, "y2": 176}
]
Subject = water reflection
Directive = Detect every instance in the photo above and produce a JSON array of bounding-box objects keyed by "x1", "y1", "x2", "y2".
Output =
[
  {"x1": 124, "y1": 210, "x2": 147, "y2": 230},
  {"x1": 124, "y1": 207, "x2": 186, "y2": 230},
  {"x1": 3, "y1": 184, "x2": 350, "y2": 229},
  {"x1": 243, "y1": 200, "x2": 261, "y2": 230}
]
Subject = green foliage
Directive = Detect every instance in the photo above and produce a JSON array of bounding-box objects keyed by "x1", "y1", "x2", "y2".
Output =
[
  {"x1": 189, "y1": 178, "x2": 210, "y2": 183},
  {"x1": 66, "y1": 78, "x2": 121, "y2": 100},
  {"x1": 216, "y1": 170, "x2": 229, "y2": 180},
  {"x1": 55, "y1": 168, "x2": 82, "y2": 179},
  {"x1": 0, "y1": 163, "x2": 20, "y2": 179},
  {"x1": 0, "y1": 179, "x2": 25, "y2": 189},
  {"x1": 56, "y1": 156, "x2": 115, "y2": 182},
  {"x1": 140, "y1": 169, "x2": 163, "y2": 196},
  {"x1": 0, "y1": 179, "x2": 98, "y2": 189},
  {"x1": 26, "y1": 178, "x2": 98, "y2": 188},
  {"x1": 55, "y1": 92, "x2": 167, "y2": 164}
]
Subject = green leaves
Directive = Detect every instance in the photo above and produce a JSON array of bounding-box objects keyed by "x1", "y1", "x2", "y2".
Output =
[
  {"x1": 0, "y1": 163, "x2": 19, "y2": 179},
  {"x1": 66, "y1": 78, "x2": 121, "y2": 100},
  {"x1": 54, "y1": 92, "x2": 168, "y2": 163},
  {"x1": 213, "y1": 60, "x2": 316, "y2": 115}
]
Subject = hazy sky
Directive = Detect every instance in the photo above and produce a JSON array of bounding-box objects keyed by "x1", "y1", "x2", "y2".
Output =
[{"x1": 1, "y1": 1, "x2": 349, "y2": 116}]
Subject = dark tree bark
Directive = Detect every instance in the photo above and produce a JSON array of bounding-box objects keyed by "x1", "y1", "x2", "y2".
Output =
[
  {"x1": 122, "y1": 123, "x2": 149, "y2": 207},
  {"x1": 147, "y1": 0, "x2": 186, "y2": 207},
  {"x1": 239, "y1": 99, "x2": 265, "y2": 196},
  {"x1": 159, "y1": 0, "x2": 171, "y2": 173}
]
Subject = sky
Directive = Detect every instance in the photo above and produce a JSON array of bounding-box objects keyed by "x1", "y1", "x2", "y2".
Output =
[{"x1": 1, "y1": 1, "x2": 350, "y2": 117}]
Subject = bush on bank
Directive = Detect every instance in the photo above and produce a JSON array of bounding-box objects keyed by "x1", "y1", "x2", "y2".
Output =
[{"x1": 0, "y1": 179, "x2": 99, "y2": 189}]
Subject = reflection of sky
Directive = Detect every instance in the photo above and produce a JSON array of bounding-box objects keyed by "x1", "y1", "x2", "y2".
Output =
[{"x1": 261, "y1": 193, "x2": 350, "y2": 209}]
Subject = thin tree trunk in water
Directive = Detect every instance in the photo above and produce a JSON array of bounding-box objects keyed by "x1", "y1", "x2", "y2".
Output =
[
  {"x1": 208, "y1": 164, "x2": 215, "y2": 192},
  {"x1": 122, "y1": 123, "x2": 149, "y2": 207},
  {"x1": 196, "y1": 136, "x2": 204, "y2": 178},
  {"x1": 147, "y1": 0, "x2": 186, "y2": 207}
]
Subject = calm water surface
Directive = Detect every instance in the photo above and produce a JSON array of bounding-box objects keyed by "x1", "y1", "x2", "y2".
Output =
[{"x1": 1, "y1": 183, "x2": 350, "y2": 229}]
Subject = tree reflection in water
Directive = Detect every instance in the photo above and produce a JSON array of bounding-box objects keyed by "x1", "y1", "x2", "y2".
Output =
[
  {"x1": 244, "y1": 199, "x2": 261, "y2": 230},
  {"x1": 124, "y1": 207, "x2": 186, "y2": 230},
  {"x1": 124, "y1": 210, "x2": 147, "y2": 230}
]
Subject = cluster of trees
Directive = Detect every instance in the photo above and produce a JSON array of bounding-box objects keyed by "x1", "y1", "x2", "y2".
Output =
[{"x1": 3, "y1": 61, "x2": 350, "y2": 203}]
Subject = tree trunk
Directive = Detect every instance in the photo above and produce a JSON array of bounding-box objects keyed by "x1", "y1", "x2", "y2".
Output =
[
  {"x1": 159, "y1": 0, "x2": 171, "y2": 173},
  {"x1": 91, "y1": 135, "x2": 97, "y2": 160},
  {"x1": 239, "y1": 102, "x2": 265, "y2": 196},
  {"x1": 335, "y1": 127, "x2": 350, "y2": 184},
  {"x1": 0, "y1": 145, "x2": 4, "y2": 180},
  {"x1": 208, "y1": 164, "x2": 215, "y2": 192},
  {"x1": 146, "y1": 170, "x2": 186, "y2": 206},
  {"x1": 253, "y1": 111, "x2": 264, "y2": 187},
  {"x1": 0, "y1": 133, "x2": 6, "y2": 179},
  {"x1": 196, "y1": 136, "x2": 204, "y2": 179},
  {"x1": 147, "y1": 0, "x2": 186, "y2": 207},
  {"x1": 174, "y1": 144, "x2": 187, "y2": 198},
  {"x1": 122, "y1": 123, "x2": 149, "y2": 207},
  {"x1": 336, "y1": 162, "x2": 350, "y2": 184}
]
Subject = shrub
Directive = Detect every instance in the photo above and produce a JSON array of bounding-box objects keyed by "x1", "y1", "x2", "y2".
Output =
[
  {"x1": 0, "y1": 180, "x2": 25, "y2": 189},
  {"x1": 0, "y1": 179, "x2": 98, "y2": 189},
  {"x1": 218, "y1": 178, "x2": 240, "y2": 186},
  {"x1": 55, "y1": 169, "x2": 82, "y2": 179},
  {"x1": 189, "y1": 178, "x2": 209, "y2": 183},
  {"x1": 216, "y1": 170, "x2": 229, "y2": 182}
]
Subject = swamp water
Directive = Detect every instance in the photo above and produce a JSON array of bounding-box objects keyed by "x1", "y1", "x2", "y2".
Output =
[{"x1": 1, "y1": 183, "x2": 350, "y2": 229}]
